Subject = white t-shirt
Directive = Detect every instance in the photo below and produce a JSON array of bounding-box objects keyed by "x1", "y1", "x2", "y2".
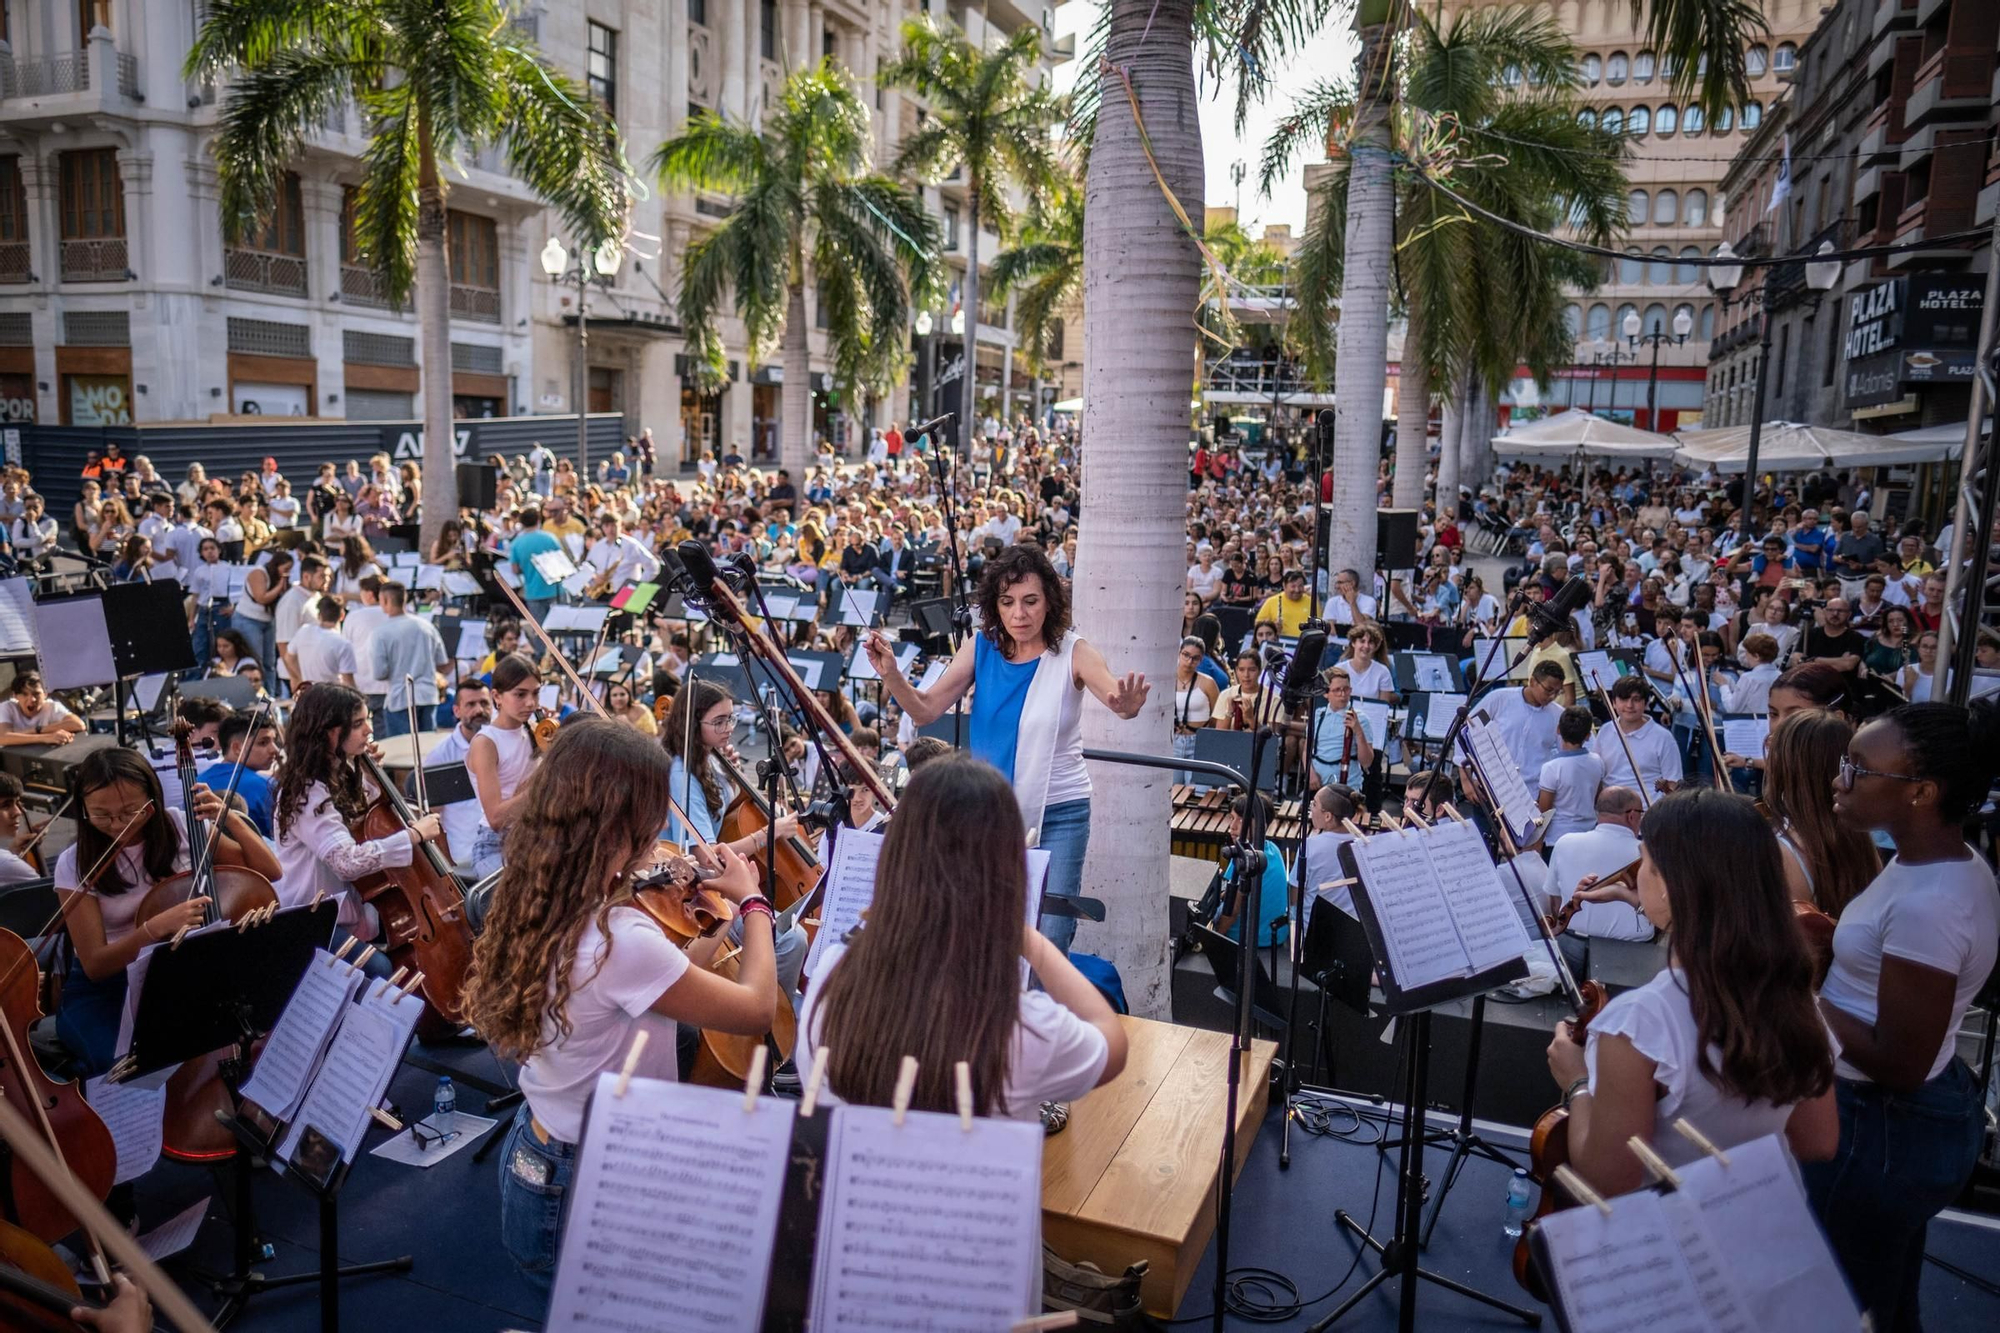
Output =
[
  {"x1": 1301, "y1": 829, "x2": 1356, "y2": 917},
  {"x1": 1591, "y1": 717, "x2": 1683, "y2": 796},
  {"x1": 1483, "y1": 687, "x2": 1563, "y2": 787},
  {"x1": 1544, "y1": 821, "x2": 1651, "y2": 941},
  {"x1": 0, "y1": 698, "x2": 77, "y2": 733},
  {"x1": 290, "y1": 623, "x2": 357, "y2": 684},
  {"x1": 1337, "y1": 658, "x2": 1394, "y2": 700},
  {"x1": 518, "y1": 906, "x2": 691, "y2": 1143},
  {"x1": 425, "y1": 726, "x2": 483, "y2": 866},
  {"x1": 344, "y1": 604, "x2": 391, "y2": 693},
  {"x1": 1536, "y1": 750, "x2": 1606, "y2": 846},
  {"x1": 1722, "y1": 662, "x2": 1778, "y2": 714},
  {"x1": 1187, "y1": 563, "x2": 1225, "y2": 599},
  {"x1": 274, "y1": 584, "x2": 320, "y2": 648},
  {"x1": 1820, "y1": 850, "x2": 1999, "y2": 1083},
  {"x1": 1587, "y1": 967, "x2": 1818, "y2": 1168},
  {"x1": 53, "y1": 808, "x2": 192, "y2": 945},
  {"x1": 795, "y1": 939, "x2": 1108, "y2": 1122}
]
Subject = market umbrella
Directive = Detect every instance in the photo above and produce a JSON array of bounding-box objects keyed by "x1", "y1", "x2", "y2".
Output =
[
  {"x1": 1491, "y1": 409, "x2": 1678, "y2": 459},
  {"x1": 1672, "y1": 421, "x2": 1960, "y2": 471}
]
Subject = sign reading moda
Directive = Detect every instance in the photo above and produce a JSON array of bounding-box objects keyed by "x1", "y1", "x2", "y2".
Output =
[{"x1": 1844, "y1": 276, "x2": 1985, "y2": 409}]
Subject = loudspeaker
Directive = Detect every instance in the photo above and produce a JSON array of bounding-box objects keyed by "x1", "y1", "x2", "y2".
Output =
[
  {"x1": 1376, "y1": 509, "x2": 1421, "y2": 571},
  {"x1": 455, "y1": 461, "x2": 499, "y2": 511},
  {"x1": 101, "y1": 580, "x2": 197, "y2": 676}
]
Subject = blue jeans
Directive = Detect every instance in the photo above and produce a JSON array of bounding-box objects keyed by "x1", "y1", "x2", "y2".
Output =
[
  {"x1": 496, "y1": 1103, "x2": 575, "y2": 1299},
  {"x1": 522, "y1": 596, "x2": 556, "y2": 659},
  {"x1": 1803, "y1": 1060, "x2": 1984, "y2": 1332},
  {"x1": 193, "y1": 604, "x2": 231, "y2": 669},
  {"x1": 471, "y1": 824, "x2": 506, "y2": 881},
  {"x1": 1035, "y1": 798, "x2": 1091, "y2": 956},
  {"x1": 236, "y1": 615, "x2": 276, "y2": 678}
]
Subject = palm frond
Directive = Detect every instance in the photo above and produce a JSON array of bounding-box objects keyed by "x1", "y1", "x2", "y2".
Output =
[
  {"x1": 494, "y1": 43, "x2": 628, "y2": 249},
  {"x1": 349, "y1": 81, "x2": 421, "y2": 304},
  {"x1": 1258, "y1": 77, "x2": 1353, "y2": 201},
  {"x1": 211, "y1": 45, "x2": 363, "y2": 240},
  {"x1": 1635, "y1": 0, "x2": 1768, "y2": 122},
  {"x1": 650, "y1": 110, "x2": 769, "y2": 195},
  {"x1": 184, "y1": 0, "x2": 377, "y2": 79}
]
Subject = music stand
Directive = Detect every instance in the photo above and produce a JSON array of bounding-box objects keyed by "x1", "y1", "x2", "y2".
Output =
[{"x1": 1191, "y1": 924, "x2": 1290, "y2": 1030}]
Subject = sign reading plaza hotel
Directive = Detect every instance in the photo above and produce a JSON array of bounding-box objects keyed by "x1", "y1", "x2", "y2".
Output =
[{"x1": 1844, "y1": 275, "x2": 1985, "y2": 409}]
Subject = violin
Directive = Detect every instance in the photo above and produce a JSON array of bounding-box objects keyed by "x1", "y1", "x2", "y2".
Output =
[
  {"x1": 350, "y1": 755, "x2": 476, "y2": 1039},
  {"x1": 1546, "y1": 856, "x2": 1640, "y2": 937},
  {"x1": 0, "y1": 1217, "x2": 92, "y2": 1331},
  {"x1": 627, "y1": 844, "x2": 735, "y2": 943},
  {"x1": 0, "y1": 931, "x2": 115, "y2": 1244},
  {"x1": 1512, "y1": 978, "x2": 1609, "y2": 1301}
]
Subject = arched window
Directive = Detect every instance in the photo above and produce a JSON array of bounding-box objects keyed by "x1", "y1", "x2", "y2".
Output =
[
  {"x1": 1577, "y1": 107, "x2": 1598, "y2": 129},
  {"x1": 1640, "y1": 303, "x2": 1666, "y2": 335},
  {"x1": 1683, "y1": 105, "x2": 1704, "y2": 134},
  {"x1": 1713, "y1": 105, "x2": 1733, "y2": 132},
  {"x1": 1581, "y1": 53, "x2": 1601, "y2": 85},
  {"x1": 1745, "y1": 44, "x2": 1768, "y2": 77},
  {"x1": 1649, "y1": 245, "x2": 1673, "y2": 285},
  {"x1": 1564, "y1": 304, "x2": 1583, "y2": 337},
  {"x1": 1502, "y1": 63, "x2": 1522, "y2": 86},
  {"x1": 1602, "y1": 106, "x2": 1624, "y2": 134},
  {"x1": 1661, "y1": 52, "x2": 1680, "y2": 80},
  {"x1": 1677, "y1": 245, "x2": 1701, "y2": 283},
  {"x1": 1700, "y1": 304, "x2": 1716, "y2": 339},
  {"x1": 1627, "y1": 105, "x2": 1650, "y2": 136},
  {"x1": 1653, "y1": 189, "x2": 1678, "y2": 226},
  {"x1": 1615, "y1": 302, "x2": 1639, "y2": 334},
  {"x1": 1656, "y1": 104, "x2": 1677, "y2": 134},
  {"x1": 1626, "y1": 188, "x2": 1648, "y2": 222},
  {"x1": 1741, "y1": 101, "x2": 1761, "y2": 129},
  {"x1": 1773, "y1": 43, "x2": 1796, "y2": 73},
  {"x1": 1684, "y1": 189, "x2": 1708, "y2": 227},
  {"x1": 1620, "y1": 248, "x2": 1645, "y2": 284},
  {"x1": 1587, "y1": 303, "x2": 1612, "y2": 340},
  {"x1": 1633, "y1": 51, "x2": 1655, "y2": 83},
  {"x1": 1607, "y1": 51, "x2": 1629, "y2": 85}
]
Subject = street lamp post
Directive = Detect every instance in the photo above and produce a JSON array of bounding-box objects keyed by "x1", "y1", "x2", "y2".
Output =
[
  {"x1": 1624, "y1": 305, "x2": 1695, "y2": 431},
  {"x1": 915, "y1": 309, "x2": 936, "y2": 425},
  {"x1": 541, "y1": 236, "x2": 624, "y2": 478}
]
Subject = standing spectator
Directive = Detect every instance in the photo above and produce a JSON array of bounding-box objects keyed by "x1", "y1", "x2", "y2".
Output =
[
  {"x1": 9, "y1": 496, "x2": 59, "y2": 568},
  {"x1": 187, "y1": 536, "x2": 234, "y2": 668},
  {"x1": 370, "y1": 582, "x2": 449, "y2": 738},
  {"x1": 291, "y1": 597, "x2": 358, "y2": 688},
  {"x1": 275, "y1": 554, "x2": 329, "y2": 695}
]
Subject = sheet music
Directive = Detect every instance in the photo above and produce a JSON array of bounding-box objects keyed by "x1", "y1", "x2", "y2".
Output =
[
  {"x1": 414, "y1": 563, "x2": 445, "y2": 591},
  {"x1": 1539, "y1": 1189, "x2": 1717, "y2": 1333},
  {"x1": 1462, "y1": 716, "x2": 1540, "y2": 846},
  {"x1": 1353, "y1": 699, "x2": 1391, "y2": 749},
  {"x1": 1720, "y1": 717, "x2": 1769, "y2": 760},
  {"x1": 1410, "y1": 653, "x2": 1455, "y2": 692},
  {"x1": 1422, "y1": 693, "x2": 1465, "y2": 739},
  {"x1": 0, "y1": 577, "x2": 34, "y2": 654},
  {"x1": 1659, "y1": 1190, "x2": 1755, "y2": 1333},
  {"x1": 1577, "y1": 651, "x2": 1619, "y2": 690},
  {"x1": 809, "y1": 1106, "x2": 1043, "y2": 1331},
  {"x1": 547, "y1": 605, "x2": 612, "y2": 632},
  {"x1": 1421, "y1": 820, "x2": 1531, "y2": 974},
  {"x1": 561, "y1": 568, "x2": 596, "y2": 597},
  {"x1": 543, "y1": 1074, "x2": 794, "y2": 1333},
  {"x1": 849, "y1": 641, "x2": 919, "y2": 683},
  {"x1": 1673, "y1": 1135, "x2": 1860, "y2": 1331},
  {"x1": 238, "y1": 952, "x2": 366, "y2": 1123},
  {"x1": 276, "y1": 984, "x2": 421, "y2": 1166},
  {"x1": 803, "y1": 828, "x2": 886, "y2": 977},
  {"x1": 133, "y1": 673, "x2": 170, "y2": 714},
  {"x1": 85, "y1": 1074, "x2": 166, "y2": 1185},
  {"x1": 1349, "y1": 831, "x2": 1470, "y2": 991},
  {"x1": 443, "y1": 570, "x2": 487, "y2": 597}
]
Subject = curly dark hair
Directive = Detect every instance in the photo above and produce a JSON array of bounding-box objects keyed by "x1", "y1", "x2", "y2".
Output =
[
  {"x1": 974, "y1": 543, "x2": 1071, "y2": 654},
  {"x1": 275, "y1": 683, "x2": 372, "y2": 839}
]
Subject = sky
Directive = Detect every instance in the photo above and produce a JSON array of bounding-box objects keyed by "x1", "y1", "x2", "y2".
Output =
[{"x1": 1051, "y1": 3, "x2": 1360, "y2": 236}]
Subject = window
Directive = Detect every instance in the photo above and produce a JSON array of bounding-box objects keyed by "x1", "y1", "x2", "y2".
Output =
[
  {"x1": 1823, "y1": 316, "x2": 1838, "y2": 387},
  {"x1": 1677, "y1": 245, "x2": 1701, "y2": 283},
  {"x1": 1577, "y1": 108, "x2": 1597, "y2": 129},
  {"x1": 1633, "y1": 51, "x2": 1655, "y2": 83},
  {"x1": 1713, "y1": 105, "x2": 1733, "y2": 132},
  {"x1": 1606, "y1": 52, "x2": 1629, "y2": 85},
  {"x1": 1661, "y1": 53, "x2": 1679, "y2": 80},
  {"x1": 1683, "y1": 105, "x2": 1704, "y2": 134},
  {"x1": 1602, "y1": 107, "x2": 1623, "y2": 135},
  {"x1": 1502, "y1": 64, "x2": 1522, "y2": 86},
  {"x1": 1774, "y1": 323, "x2": 1789, "y2": 395},
  {"x1": 1615, "y1": 302, "x2": 1639, "y2": 334},
  {"x1": 1745, "y1": 45, "x2": 1768, "y2": 77},
  {"x1": 1683, "y1": 189, "x2": 1708, "y2": 227},
  {"x1": 1656, "y1": 104, "x2": 1677, "y2": 135},
  {"x1": 59, "y1": 148, "x2": 124, "y2": 239},
  {"x1": 1581, "y1": 53, "x2": 1601, "y2": 85},
  {"x1": 823, "y1": 28, "x2": 836, "y2": 60},
  {"x1": 1649, "y1": 246, "x2": 1672, "y2": 284},
  {"x1": 1643, "y1": 303, "x2": 1668, "y2": 334},
  {"x1": 760, "y1": 0, "x2": 777, "y2": 60},
  {"x1": 1773, "y1": 43, "x2": 1796, "y2": 73},
  {"x1": 943, "y1": 207, "x2": 960, "y2": 251},
  {"x1": 1701, "y1": 304, "x2": 1716, "y2": 339},
  {"x1": 1587, "y1": 304, "x2": 1612, "y2": 340},
  {"x1": 0, "y1": 156, "x2": 27, "y2": 247},
  {"x1": 242, "y1": 171, "x2": 306, "y2": 257},
  {"x1": 1653, "y1": 190, "x2": 1677, "y2": 226},
  {"x1": 1627, "y1": 188, "x2": 1649, "y2": 222},
  {"x1": 1628, "y1": 106, "x2": 1650, "y2": 136},
  {"x1": 1620, "y1": 249, "x2": 1645, "y2": 284},
  {"x1": 1741, "y1": 102, "x2": 1761, "y2": 129},
  {"x1": 587, "y1": 22, "x2": 617, "y2": 118},
  {"x1": 688, "y1": 0, "x2": 708, "y2": 21},
  {"x1": 1564, "y1": 304, "x2": 1583, "y2": 337},
  {"x1": 446, "y1": 211, "x2": 499, "y2": 289}
]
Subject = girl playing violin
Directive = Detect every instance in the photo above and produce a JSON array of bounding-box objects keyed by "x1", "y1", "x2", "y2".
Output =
[
  {"x1": 796, "y1": 755, "x2": 1126, "y2": 1119},
  {"x1": 466, "y1": 654, "x2": 542, "y2": 880},
  {"x1": 462, "y1": 718, "x2": 776, "y2": 1296},
  {"x1": 272, "y1": 683, "x2": 440, "y2": 968},
  {"x1": 1546, "y1": 788, "x2": 1837, "y2": 1195},
  {"x1": 54, "y1": 748, "x2": 282, "y2": 1075}
]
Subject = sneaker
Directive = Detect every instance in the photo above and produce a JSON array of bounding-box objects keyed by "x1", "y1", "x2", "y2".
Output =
[{"x1": 1039, "y1": 1101, "x2": 1070, "y2": 1136}]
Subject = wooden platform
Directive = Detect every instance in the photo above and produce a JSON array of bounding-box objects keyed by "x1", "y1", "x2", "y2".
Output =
[{"x1": 1041, "y1": 1015, "x2": 1278, "y2": 1317}]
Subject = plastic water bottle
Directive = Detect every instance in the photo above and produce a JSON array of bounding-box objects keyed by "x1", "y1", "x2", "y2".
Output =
[
  {"x1": 1503, "y1": 1168, "x2": 1533, "y2": 1238},
  {"x1": 432, "y1": 1076, "x2": 457, "y2": 1133}
]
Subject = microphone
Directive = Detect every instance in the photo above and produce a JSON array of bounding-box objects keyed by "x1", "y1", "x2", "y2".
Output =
[
  {"x1": 1525, "y1": 577, "x2": 1591, "y2": 646},
  {"x1": 907, "y1": 412, "x2": 955, "y2": 442},
  {"x1": 1281, "y1": 625, "x2": 1329, "y2": 704},
  {"x1": 677, "y1": 538, "x2": 722, "y2": 591}
]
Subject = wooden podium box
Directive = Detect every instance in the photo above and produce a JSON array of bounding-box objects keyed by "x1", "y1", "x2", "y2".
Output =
[{"x1": 1041, "y1": 1015, "x2": 1277, "y2": 1316}]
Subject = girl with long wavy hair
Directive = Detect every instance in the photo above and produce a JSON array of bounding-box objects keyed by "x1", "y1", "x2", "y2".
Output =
[
  {"x1": 1548, "y1": 788, "x2": 1838, "y2": 1195},
  {"x1": 274, "y1": 683, "x2": 441, "y2": 962},
  {"x1": 1761, "y1": 710, "x2": 1879, "y2": 918},
  {"x1": 797, "y1": 756, "x2": 1126, "y2": 1120},
  {"x1": 54, "y1": 747, "x2": 279, "y2": 1074},
  {"x1": 463, "y1": 718, "x2": 776, "y2": 1294}
]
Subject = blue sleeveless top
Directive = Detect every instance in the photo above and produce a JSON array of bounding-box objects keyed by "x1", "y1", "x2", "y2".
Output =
[{"x1": 969, "y1": 633, "x2": 1040, "y2": 783}]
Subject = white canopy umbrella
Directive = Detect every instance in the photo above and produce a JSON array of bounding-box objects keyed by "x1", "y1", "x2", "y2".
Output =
[
  {"x1": 1673, "y1": 421, "x2": 1962, "y2": 471},
  {"x1": 1051, "y1": 397, "x2": 1083, "y2": 414},
  {"x1": 1491, "y1": 408, "x2": 1678, "y2": 459}
]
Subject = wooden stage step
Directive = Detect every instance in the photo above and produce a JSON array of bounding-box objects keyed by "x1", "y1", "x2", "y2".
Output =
[{"x1": 1041, "y1": 1015, "x2": 1277, "y2": 1317}]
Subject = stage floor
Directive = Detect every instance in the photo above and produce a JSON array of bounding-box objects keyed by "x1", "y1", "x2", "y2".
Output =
[{"x1": 131, "y1": 1038, "x2": 2000, "y2": 1331}]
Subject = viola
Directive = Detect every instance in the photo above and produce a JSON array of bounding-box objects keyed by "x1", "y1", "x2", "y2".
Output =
[
  {"x1": 349, "y1": 756, "x2": 476, "y2": 1037},
  {"x1": 1512, "y1": 978, "x2": 1609, "y2": 1301},
  {"x1": 715, "y1": 753, "x2": 823, "y2": 913},
  {"x1": 0, "y1": 931, "x2": 115, "y2": 1243}
]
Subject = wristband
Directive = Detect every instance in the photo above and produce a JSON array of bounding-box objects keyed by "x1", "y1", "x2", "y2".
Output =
[{"x1": 738, "y1": 895, "x2": 775, "y2": 923}]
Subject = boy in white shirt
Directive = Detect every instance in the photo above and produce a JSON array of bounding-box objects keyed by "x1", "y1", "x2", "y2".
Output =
[
  {"x1": 0, "y1": 671, "x2": 84, "y2": 747},
  {"x1": 1537, "y1": 705, "x2": 1606, "y2": 847},
  {"x1": 1590, "y1": 674, "x2": 1684, "y2": 797},
  {"x1": 1721, "y1": 632, "x2": 1780, "y2": 714}
]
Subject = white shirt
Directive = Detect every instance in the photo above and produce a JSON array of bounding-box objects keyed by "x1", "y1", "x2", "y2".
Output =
[
  {"x1": 345, "y1": 604, "x2": 391, "y2": 693},
  {"x1": 273, "y1": 584, "x2": 320, "y2": 649},
  {"x1": 1537, "y1": 750, "x2": 1606, "y2": 847},
  {"x1": 0, "y1": 849, "x2": 37, "y2": 886},
  {"x1": 274, "y1": 776, "x2": 407, "y2": 935},
  {"x1": 1187, "y1": 563, "x2": 1225, "y2": 599},
  {"x1": 794, "y1": 939, "x2": 1107, "y2": 1122},
  {"x1": 519, "y1": 907, "x2": 690, "y2": 1142},
  {"x1": 425, "y1": 725, "x2": 483, "y2": 865},
  {"x1": 1337, "y1": 658, "x2": 1393, "y2": 701},
  {"x1": 1483, "y1": 687, "x2": 1563, "y2": 787},
  {"x1": 1587, "y1": 967, "x2": 1813, "y2": 1168},
  {"x1": 186, "y1": 559, "x2": 233, "y2": 605},
  {"x1": 471, "y1": 724, "x2": 536, "y2": 834},
  {"x1": 1591, "y1": 717, "x2": 1683, "y2": 796},
  {"x1": 1820, "y1": 850, "x2": 1998, "y2": 1083},
  {"x1": 1327, "y1": 592, "x2": 1377, "y2": 625},
  {"x1": 1301, "y1": 829, "x2": 1356, "y2": 917},
  {"x1": 1721, "y1": 662, "x2": 1778, "y2": 714},
  {"x1": 267, "y1": 495, "x2": 300, "y2": 528},
  {"x1": 1544, "y1": 821, "x2": 1651, "y2": 941},
  {"x1": 0, "y1": 697, "x2": 77, "y2": 734},
  {"x1": 160, "y1": 521, "x2": 209, "y2": 571},
  {"x1": 54, "y1": 808, "x2": 192, "y2": 945},
  {"x1": 11, "y1": 516, "x2": 58, "y2": 558},
  {"x1": 291, "y1": 622, "x2": 357, "y2": 684}
]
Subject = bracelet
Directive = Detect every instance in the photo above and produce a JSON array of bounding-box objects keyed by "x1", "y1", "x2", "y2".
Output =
[
  {"x1": 738, "y1": 896, "x2": 775, "y2": 923},
  {"x1": 1562, "y1": 1075, "x2": 1591, "y2": 1110}
]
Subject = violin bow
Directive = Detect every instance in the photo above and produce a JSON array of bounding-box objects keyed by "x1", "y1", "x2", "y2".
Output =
[
  {"x1": 404, "y1": 676, "x2": 429, "y2": 817},
  {"x1": 11, "y1": 793, "x2": 73, "y2": 865}
]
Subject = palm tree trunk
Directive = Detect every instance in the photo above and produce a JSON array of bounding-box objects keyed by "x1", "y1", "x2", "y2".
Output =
[
  {"x1": 782, "y1": 283, "x2": 812, "y2": 475},
  {"x1": 1074, "y1": 0, "x2": 1200, "y2": 1020},
  {"x1": 1435, "y1": 366, "x2": 1465, "y2": 511},
  {"x1": 960, "y1": 184, "x2": 982, "y2": 455},
  {"x1": 1328, "y1": 19, "x2": 1396, "y2": 578},
  {"x1": 1465, "y1": 376, "x2": 1492, "y2": 495},
  {"x1": 415, "y1": 117, "x2": 455, "y2": 553},
  {"x1": 1391, "y1": 296, "x2": 1427, "y2": 511}
]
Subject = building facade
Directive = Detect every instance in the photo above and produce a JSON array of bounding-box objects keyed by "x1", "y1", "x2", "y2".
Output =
[{"x1": 0, "y1": 0, "x2": 1064, "y2": 469}]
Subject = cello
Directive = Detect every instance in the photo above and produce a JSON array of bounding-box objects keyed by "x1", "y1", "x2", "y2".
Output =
[
  {"x1": 0, "y1": 930, "x2": 115, "y2": 1245},
  {"x1": 1511, "y1": 975, "x2": 1608, "y2": 1301}
]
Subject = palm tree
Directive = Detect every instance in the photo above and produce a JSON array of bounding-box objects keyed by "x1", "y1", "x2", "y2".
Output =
[
  {"x1": 878, "y1": 16, "x2": 1063, "y2": 453},
  {"x1": 653, "y1": 62, "x2": 943, "y2": 477},
  {"x1": 188, "y1": 0, "x2": 629, "y2": 551},
  {"x1": 987, "y1": 180, "x2": 1082, "y2": 376}
]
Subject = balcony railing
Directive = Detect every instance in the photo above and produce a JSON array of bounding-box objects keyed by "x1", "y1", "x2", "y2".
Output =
[
  {"x1": 115, "y1": 53, "x2": 136, "y2": 98},
  {"x1": 449, "y1": 283, "x2": 500, "y2": 322},
  {"x1": 5, "y1": 52, "x2": 87, "y2": 97},
  {"x1": 341, "y1": 263, "x2": 395, "y2": 308},
  {"x1": 224, "y1": 248, "x2": 309, "y2": 298},
  {"x1": 0, "y1": 241, "x2": 29, "y2": 283},
  {"x1": 1204, "y1": 355, "x2": 1318, "y2": 399},
  {"x1": 60, "y1": 236, "x2": 128, "y2": 281}
]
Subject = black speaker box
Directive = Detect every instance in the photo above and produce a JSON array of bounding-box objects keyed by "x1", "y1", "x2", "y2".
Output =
[
  {"x1": 1376, "y1": 508, "x2": 1421, "y2": 571},
  {"x1": 456, "y1": 461, "x2": 499, "y2": 511}
]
